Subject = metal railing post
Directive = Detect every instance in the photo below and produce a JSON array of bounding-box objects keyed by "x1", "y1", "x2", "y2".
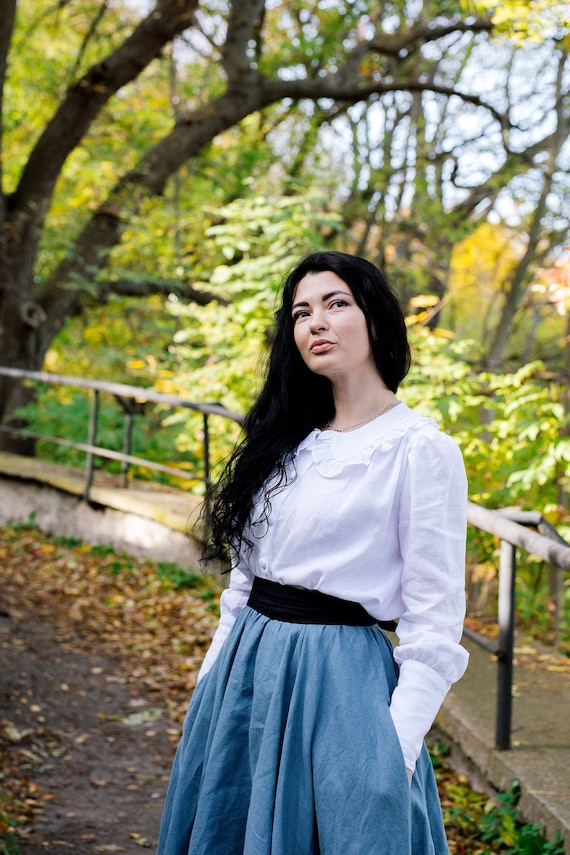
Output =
[
  {"x1": 548, "y1": 562, "x2": 562, "y2": 634},
  {"x1": 84, "y1": 389, "x2": 100, "y2": 501},
  {"x1": 121, "y1": 411, "x2": 134, "y2": 488},
  {"x1": 495, "y1": 539, "x2": 517, "y2": 750},
  {"x1": 203, "y1": 412, "x2": 210, "y2": 492}
]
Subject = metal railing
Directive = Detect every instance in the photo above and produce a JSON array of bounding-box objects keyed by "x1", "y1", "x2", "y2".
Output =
[
  {"x1": 466, "y1": 501, "x2": 570, "y2": 751},
  {"x1": 0, "y1": 367, "x2": 244, "y2": 500}
]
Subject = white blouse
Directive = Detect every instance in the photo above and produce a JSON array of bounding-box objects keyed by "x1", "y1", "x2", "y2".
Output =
[{"x1": 198, "y1": 402, "x2": 469, "y2": 772}]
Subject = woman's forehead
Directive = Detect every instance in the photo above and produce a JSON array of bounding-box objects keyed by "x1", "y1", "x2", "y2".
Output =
[{"x1": 292, "y1": 270, "x2": 353, "y2": 303}]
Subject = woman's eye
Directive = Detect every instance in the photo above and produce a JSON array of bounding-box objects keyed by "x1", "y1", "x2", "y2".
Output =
[
  {"x1": 330, "y1": 299, "x2": 348, "y2": 309},
  {"x1": 293, "y1": 310, "x2": 309, "y2": 322}
]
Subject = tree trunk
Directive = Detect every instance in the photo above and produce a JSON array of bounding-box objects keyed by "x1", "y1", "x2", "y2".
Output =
[
  {"x1": 486, "y1": 51, "x2": 567, "y2": 371},
  {"x1": 0, "y1": 312, "x2": 44, "y2": 455},
  {"x1": 485, "y1": 176, "x2": 552, "y2": 372}
]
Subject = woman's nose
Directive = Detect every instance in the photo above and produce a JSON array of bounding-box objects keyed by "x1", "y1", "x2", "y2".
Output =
[{"x1": 309, "y1": 311, "x2": 327, "y2": 332}]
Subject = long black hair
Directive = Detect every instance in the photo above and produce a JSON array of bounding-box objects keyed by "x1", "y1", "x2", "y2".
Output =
[{"x1": 203, "y1": 250, "x2": 411, "y2": 563}]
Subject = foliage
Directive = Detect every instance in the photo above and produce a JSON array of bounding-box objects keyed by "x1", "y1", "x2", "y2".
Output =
[
  {"x1": 0, "y1": 520, "x2": 221, "y2": 704},
  {"x1": 44, "y1": 294, "x2": 180, "y2": 384},
  {"x1": 0, "y1": 828, "x2": 20, "y2": 855},
  {"x1": 166, "y1": 193, "x2": 340, "y2": 404},
  {"x1": 475, "y1": 779, "x2": 565, "y2": 853},
  {"x1": 402, "y1": 327, "x2": 570, "y2": 639},
  {"x1": 155, "y1": 562, "x2": 218, "y2": 601},
  {"x1": 403, "y1": 331, "x2": 568, "y2": 513},
  {"x1": 466, "y1": 0, "x2": 570, "y2": 45},
  {"x1": 0, "y1": 798, "x2": 22, "y2": 855},
  {"x1": 431, "y1": 741, "x2": 566, "y2": 854},
  {"x1": 34, "y1": 192, "x2": 336, "y2": 483},
  {"x1": 447, "y1": 223, "x2": 521, "y2": 339}
]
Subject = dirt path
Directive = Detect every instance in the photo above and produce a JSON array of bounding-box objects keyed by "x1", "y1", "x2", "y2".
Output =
[{"x1": 1, "y1": 607, "x2": 177, "y2": 853}]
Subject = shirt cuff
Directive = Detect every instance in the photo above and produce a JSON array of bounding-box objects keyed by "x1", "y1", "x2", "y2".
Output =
[{"x1": 389, "y1": 658, "x2": 450, "y2": 771}]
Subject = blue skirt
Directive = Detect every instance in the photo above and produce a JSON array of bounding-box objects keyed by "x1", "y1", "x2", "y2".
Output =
[{"x1": 157, "y1": 606, "x2": 449, "y2": 855}]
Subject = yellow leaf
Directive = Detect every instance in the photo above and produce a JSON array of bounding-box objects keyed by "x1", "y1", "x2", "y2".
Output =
[
  {"x1": 41, "y1": 543, "x2": 57, "y2": 553},
  {"x1": 409, "y1": 294, "x2": 440, "y2": 308}
]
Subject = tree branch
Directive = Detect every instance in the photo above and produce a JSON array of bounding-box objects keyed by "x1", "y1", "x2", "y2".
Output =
[
  {"x1": 258, "y1": 75, "x2": 512, "y2": 133},
  {"x1": 11, "y1": 0, "x2": 200, "y2": 251},
  {"x1": 369, "y1": 16, "x2": 494, "y2": 55},
  {"x1": 0, "y1": 0, "x2": 17, "y2": 222},
  {"x1": 33, "y1": 89, "x2": 253, "y2": 343},
  {"x1": 68, "y1": 1, "x2": 109, "y2": 81},
  {"x1": 0, "y1": 0, "x2": 16, "y2": 95},
  {"x1": 108, "y1": 277, "x2": 227, "y2": 306},
  {"x1": 221, "y1": 0, "x2": 266, "y2": 83}
]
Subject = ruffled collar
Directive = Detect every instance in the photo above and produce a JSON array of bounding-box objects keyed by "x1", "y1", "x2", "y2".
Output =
[{"x1": 295, "y1": 403, "x2": 436, "y2": 478}]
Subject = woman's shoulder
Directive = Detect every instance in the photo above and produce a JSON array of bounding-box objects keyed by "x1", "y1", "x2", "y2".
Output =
[
  {"x1": 395, "y1": 404, "x2": 452, "y2": 438},
  {"x1": 294, "y1": 402, "x2": 460, "y2": 477},
  {"x1": 365, "y1": 401, "x2": 441, "y2": 444},
  {"x1": 395, "y1": 404, "x2": 464, "y2": 459}
]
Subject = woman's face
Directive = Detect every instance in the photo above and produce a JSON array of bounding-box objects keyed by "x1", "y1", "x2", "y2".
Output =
[{"x1": 291, "y1": 270, "x2": 375, "y2": 383}]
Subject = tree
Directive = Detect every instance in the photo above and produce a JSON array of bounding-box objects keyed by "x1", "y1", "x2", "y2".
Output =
[
  {"x1": 330, "y1": 25, "x2": 570, "y2": 364},
  {"x1": 1, "y1": 0, "x2": 568, "y2": 449}
]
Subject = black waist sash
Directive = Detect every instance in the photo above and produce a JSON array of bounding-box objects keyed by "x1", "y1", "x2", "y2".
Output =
[{"x1": 247, "y1": 576, "x2": 397, "y2": 631}]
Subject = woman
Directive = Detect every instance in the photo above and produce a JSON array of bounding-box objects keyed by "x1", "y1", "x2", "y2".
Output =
[{"x1": 158, "y1": 251, "x2": 469, "y2": 855}]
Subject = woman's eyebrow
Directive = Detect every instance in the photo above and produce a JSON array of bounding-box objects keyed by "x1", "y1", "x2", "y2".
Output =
[{"x1": 292, "y1": 290, "x2": 351, "y2": 311}]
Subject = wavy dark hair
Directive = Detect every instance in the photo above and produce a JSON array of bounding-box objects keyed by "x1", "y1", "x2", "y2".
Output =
[{"x1": 203, "y1": 250, "x2": 411, "y2": 563}]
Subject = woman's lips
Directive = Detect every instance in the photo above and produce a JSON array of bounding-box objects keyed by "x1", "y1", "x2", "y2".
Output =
[{"x1": 310, "y1": 341, "x2": 334, "y2": 354}]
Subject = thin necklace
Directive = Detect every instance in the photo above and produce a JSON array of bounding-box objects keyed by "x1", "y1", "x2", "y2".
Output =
[{"x1": 324, "y1": 399, "x2": 400, "y2": 432}]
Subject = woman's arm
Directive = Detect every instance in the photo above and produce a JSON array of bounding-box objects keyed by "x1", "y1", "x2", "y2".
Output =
[
  {"x1": 389, "y1": 428, "x2": 469, "y2": 772},
  {"x1": 196, "y1": 561, "x2": 253, "y2": 681}
]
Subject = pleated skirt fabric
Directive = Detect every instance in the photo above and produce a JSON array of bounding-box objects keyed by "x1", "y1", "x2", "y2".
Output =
[{"x1": 157, "y1": 606, "x2": 449, "y2": 855}]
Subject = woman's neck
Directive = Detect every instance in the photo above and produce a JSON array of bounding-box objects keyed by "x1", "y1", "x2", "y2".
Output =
[{"x1": 327, "y1": 380, "x2": 397, "y2": 433}]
